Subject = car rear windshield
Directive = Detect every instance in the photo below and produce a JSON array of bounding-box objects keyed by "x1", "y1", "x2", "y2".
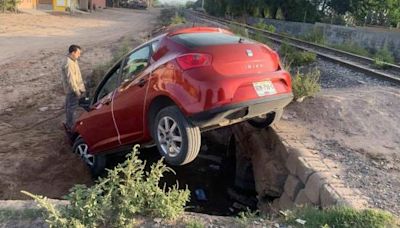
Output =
[{"x1": 170, "y1": 32, "x2": 251, "y2": 48}]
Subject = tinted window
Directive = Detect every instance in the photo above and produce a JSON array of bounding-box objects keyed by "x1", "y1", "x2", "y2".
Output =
[
  {"x1": 97, "y1": 66, "x2": 121, "y2": 101},
  {"x1": 121, "y1": 46, "x2": 150, "y2": 82},
  {"x1": 170, "y1": 32, "x2": 249, "y2": 48}
]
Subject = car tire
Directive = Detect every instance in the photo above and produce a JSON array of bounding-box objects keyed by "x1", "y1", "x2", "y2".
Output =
[
  {"x1": 72, "y1": 136, "x2": 106, "y2": 178},
  {"x1": 153, "y1": 106, "x2": 201, "y2": 166},
  {"x1": 247, "y1": 109, "x2": 283, "y2": 129}
]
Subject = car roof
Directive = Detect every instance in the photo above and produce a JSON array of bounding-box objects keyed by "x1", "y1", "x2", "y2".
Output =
[{"x1": 167, "y1": 27, "x2": 233, "y2": 37}]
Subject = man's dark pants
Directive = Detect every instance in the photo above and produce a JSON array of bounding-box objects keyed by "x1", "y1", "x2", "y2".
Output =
[{"x1": 65, "y1": 92, "x2": 79, "y2": 130}]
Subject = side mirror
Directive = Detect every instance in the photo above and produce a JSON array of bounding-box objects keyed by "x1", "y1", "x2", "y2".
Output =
[{"x1": 79, "y1": 97, "x2": 91, "y2": 112}]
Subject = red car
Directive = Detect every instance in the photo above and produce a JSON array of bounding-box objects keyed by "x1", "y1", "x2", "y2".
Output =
[{"x1": 70, "y1": 27, "x2": 293, "y2": 176}]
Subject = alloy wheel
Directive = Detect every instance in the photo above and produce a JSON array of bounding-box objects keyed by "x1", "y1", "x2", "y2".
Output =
[
  {"x1": 157, "y1": 116, "x2": 183, "y2": 157},
  {"x1": 75, "y1": 143, "x2": 94, "y2": 167}
]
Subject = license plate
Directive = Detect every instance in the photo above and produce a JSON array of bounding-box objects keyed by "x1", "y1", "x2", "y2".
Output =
[{"x1": 253, "y1": 81, "x2": 277, "y2": 96}]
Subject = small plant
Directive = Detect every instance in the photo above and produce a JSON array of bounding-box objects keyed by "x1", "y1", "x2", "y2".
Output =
[
  {"x1": 171, "y1": 13, "x2": 186, "y2": 25},
  {"x1": 292, "y1": 68, "x2": 321, "y2": 101},
  {"x1": 253, "y1": 21, "x2": 276, "y2": 33},
  {"x1": 229, "y1": 24, "x2": 248, "y2": 37},
  {"x1": 90, "y1": 38, "x2": 133, "y2": 93},
  {"x1": 185, "y1": 218, "x2": 205, "y2": 228},
  {"x1": 159, "y1": 8, "x2": 177, "y2": 26},
  {"x1": 280, "y1": 42, "x2": 316, "y2": 66},
  {"x1": 373, "y1": 47, "x2": 395, "y2": 69},
  {"x1": 22, "y1": 145, "x2": 190, "y2": 228},
  {"x1": 236, "y1": 208, "x2": 259, "y2": 227},
  {"x1": 0, "y1": 0, "x2": 20, "y2": 13},
  {"x1": 302, "y1": 28, "x2": 325, "y2": 44},
  {"x1": 329, "y1": 42, "x2": 370, "y2": 57},
  {"x1": 283, "y1": 207, "x2": 397, "y2": 228}
]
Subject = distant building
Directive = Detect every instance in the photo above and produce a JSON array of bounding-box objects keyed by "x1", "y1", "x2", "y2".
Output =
[{"x1": 18, "y1": 0, "x2": 105, "y2": 11}]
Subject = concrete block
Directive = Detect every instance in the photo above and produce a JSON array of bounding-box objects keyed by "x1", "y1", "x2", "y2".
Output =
[
  {"x1": 304, "y1": 172, "x2": 327, "y2": 205},
  {"x1": 285, "y1": 153, "x2": 299, "y2": 175},
  {"x1": 279, "y1": 192, "x2": 295, "y2": 210},
  {"x1": 296, "y1": 157, "x2": 329, "y2": 183},
  {"x1": 296, "y1": 157, "x2": 315, "y2": 183},
  {"x1": 283, "y1": 175, "x2": 304, "y2": 201},
  {"x1": 320, "y1": 184, "x2": 340, "y2": 208},
  {"x1": 272, "y1": 198, "x2": 280, "y2": 210},
  {"x1": 294, "y1": 189, "x2": 314, "y2": 207}
]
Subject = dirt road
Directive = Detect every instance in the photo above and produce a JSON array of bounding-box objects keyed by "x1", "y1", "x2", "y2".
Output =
[{"x1": 0, "y1": 8, "x2": 160, "y2": 199}]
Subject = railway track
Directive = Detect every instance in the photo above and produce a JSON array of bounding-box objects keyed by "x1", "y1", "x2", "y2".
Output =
[{"x1": 185, "y1": 10, "x2": 400, "y2": 84}]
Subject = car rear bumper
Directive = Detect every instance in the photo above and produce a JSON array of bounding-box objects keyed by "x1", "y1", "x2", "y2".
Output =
[{"x1": 188, "y1": 93, "x2": 293, "y2": 130}]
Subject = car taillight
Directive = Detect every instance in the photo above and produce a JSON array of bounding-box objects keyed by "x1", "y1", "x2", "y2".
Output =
[{"x1": 176, "y1": 53, "x2": 212, "y2": 70}]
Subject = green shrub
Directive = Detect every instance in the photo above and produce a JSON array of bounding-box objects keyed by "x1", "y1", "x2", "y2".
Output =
[
  {"x1": 159, "y1": 8, "x2": 176, "y2": 26},
  {"x1": 249, "y1": 30, "x2": 272, "y2": 46},
  {"x1": 280, "y1": 42, "x2": 317, "y2": 66},
  {"x1": 292, "y1": 68, "x2": 321, "y2": 100},
  {"x1": 90, "y1": 39, "x2": 132, "y2": 94},
  {"x1": 171, "y1": 13, "x2": 186, "y2": 25},
  {"x1": 22, "y1": 145, "x2": 190, "y2": 228},
  {"x1": 185, "y1": 218, "x2": 205, "y2": 228},
  {"x1": 236, "y1": 208, "x2": 259, "y2": 227},
  {"x1": 229, "y1": 24, "x2": 248, "y2": 37},
  {"x1": 302, "y1": 28, "x2": 325, "y2": 44},
  {"x1": 373, "y1": 47, "x2": 395, "y2": 69},
  {"x1": 0, "y1": 0, "x2": 20, "y2": 12},
  {"x1": 253, "y1": 21, "x2": 276, "y2": 33},
  {"x1": 283, "y1": 207, "x2": 397, "y2": 228},
  {"x1": 329, "y1": 42, "x2": 370, "y2": 57}
]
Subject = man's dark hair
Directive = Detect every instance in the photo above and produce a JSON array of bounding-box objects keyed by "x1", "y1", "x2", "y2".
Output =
[{"x1": 68, "y1": 44, "x2": 81, "y2": 53}]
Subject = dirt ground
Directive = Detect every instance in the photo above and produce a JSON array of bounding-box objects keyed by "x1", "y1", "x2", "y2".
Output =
[{"x1": 0, "y1": 8, "x2": 160, "y2": 199}]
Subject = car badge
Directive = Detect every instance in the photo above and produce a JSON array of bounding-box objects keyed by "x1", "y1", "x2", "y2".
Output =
[{"x1": 246, "y1": 49, "x2": 253, "y2": 57}]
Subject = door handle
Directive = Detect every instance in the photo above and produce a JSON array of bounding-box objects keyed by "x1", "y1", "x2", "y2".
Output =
[{"x1": 138, "y1": 78, "x2": 147, "y2": 87}]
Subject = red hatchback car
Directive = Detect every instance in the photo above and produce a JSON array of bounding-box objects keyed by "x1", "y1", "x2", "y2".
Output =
[{"x1": 70, "y1": 27, "x2": 293, "y2": 176}]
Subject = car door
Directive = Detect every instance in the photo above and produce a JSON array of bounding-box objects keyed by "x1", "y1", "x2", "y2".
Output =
[
  {"x1": 80, "y1": 62, "x2": 123, "y2": 152},
  {"x1": 112, "y1": 44, "x2": 154, "y2": 145}
]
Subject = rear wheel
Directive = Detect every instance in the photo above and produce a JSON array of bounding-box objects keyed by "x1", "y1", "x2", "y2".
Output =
[
  {"x1": 72, "y1": 136, "x2": 106, "y2": 178},
  {"x1": 153, "y1": 106, "x2": 201, "y2": 165},
  {"x1": 247, "y1": 110, "x2": 282, "y2": 129}
]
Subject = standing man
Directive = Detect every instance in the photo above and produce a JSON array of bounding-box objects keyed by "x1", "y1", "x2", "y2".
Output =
[{"x1": 61, "y1": 44, "x2": 86, "y2": 131}]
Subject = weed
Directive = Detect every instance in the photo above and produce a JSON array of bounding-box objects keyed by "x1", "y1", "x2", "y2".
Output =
[
  {"x1": 229, "y1": 24, "x2": 249, "y2": 37},
  {"x1": 301, "y1": 28, "x2": 325, "y2": 44},
  {"x1": 185, "y1": 218, "x2": 205, "y2": 228},
  {"x1": 329, "y1": 42, "x2": 370, "y2": 57},
  {"x1": 283, "y1": 207, "x2": 397, "y2": 228},
  {"x1": 280, "y1": 42, "x2": 316, "y2": 66},
  {"x1": 236, "y1": 208, "x2": 259, "y2": 227},
  {"x1": 253, "y1": 21, "x2": 276, "y2": 33},
  {"x1": 0, "y1": 0, "x2": 20, "y2": 13},
  {"x1": 171, "y1": 13, "x2": 186, "y2": 25},
  {"x1": 292, "y1": 68, "x2": 321, "y2": 100},
  {"x1": 90, "y1": 38, "x2": 133, "y2": 94},
  {"x1": 22, "y1": 145, "x2": 190, "y2": 228},
  {"x1": 373, "y1": 47, "x2": 395, "y2": 69}
]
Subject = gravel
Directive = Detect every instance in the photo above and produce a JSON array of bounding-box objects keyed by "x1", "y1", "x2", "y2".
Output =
[
  {"x1": 316, "y1": 58, "x2": 397, "y2": 88},
  {"x1": 317, "y1": 140, "x2": 400, "y2": 216}
]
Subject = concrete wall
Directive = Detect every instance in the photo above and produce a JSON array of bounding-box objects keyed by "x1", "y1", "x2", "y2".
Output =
[
  {"x1": 248, "y1": 17, "x2": 400, "y2": 61},
  {"x1": 231, "y1": 123, "x2": 368, "y2": 212}
]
